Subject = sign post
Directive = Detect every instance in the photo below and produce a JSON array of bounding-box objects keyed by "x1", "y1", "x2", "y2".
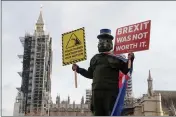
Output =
[
  {"x1": 114, "y1": 20, "x2": 151, "y2": 54},
  {"x1": 112, "y1": 20, "x2": 151, "y2": 116},
  {"x1": 62, "y1": 27, "x2": 87, "y2": 88},
  {"x1": 74, "y1": 70, "x2": 77, "y2": 88}
]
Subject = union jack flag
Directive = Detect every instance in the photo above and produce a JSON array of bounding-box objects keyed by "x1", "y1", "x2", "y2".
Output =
[
  {"x1": 111, "y1": 70, "x2": 132, "y2": 116},
  {"x1": 103, "y1": 52, "x2": 133, "y2": 116},
  {"x1": 119, "y1": 71, "x2": 131, "y2": 88}
]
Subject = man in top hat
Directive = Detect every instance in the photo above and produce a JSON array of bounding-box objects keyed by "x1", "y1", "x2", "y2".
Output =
[{"x1": 72, "y1": 29, "x2": 135, "y2": 116}]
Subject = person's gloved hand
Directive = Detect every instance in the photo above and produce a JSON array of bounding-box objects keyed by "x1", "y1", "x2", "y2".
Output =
[
  {"x1": 128, "y1": 52, "x2": 135, "y2": 62},
  {"x1": 72, "y1": 64, "x2": 79, "y2": 72}
]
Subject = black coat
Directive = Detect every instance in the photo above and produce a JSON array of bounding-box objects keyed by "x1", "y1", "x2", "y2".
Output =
[{"x1": 77, "y1": 53, "x2": 131, "y2": 90}]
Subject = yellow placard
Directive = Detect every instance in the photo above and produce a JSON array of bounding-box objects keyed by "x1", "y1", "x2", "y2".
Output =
[{"x1": 62, "y1": 27, "x2": 87, "y2": 66}]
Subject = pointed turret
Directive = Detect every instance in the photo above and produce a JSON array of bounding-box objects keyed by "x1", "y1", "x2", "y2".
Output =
[
  {"x1": 148, "y1": 70, "x2": 152, "y2": 80},
  {"x1": 81, "y1": 96, "x2": 84, "y2": 104},
  {"x1": 36, "y1": 6, "x2": 44, "y2": 25},
  {"x1": 73, "y1": 101, "x2": 75, "y2": 109},
  {"x1": 56, "y1": 94, "x2": 60, "y2": 104},
  {"x1": 34, "y1": 5, "x2": 45, "y2": 35},
  {"x1": 68, "y1": 95, "x2": 70, "y2": 104},
  {"x1": 147, "y1": 70, "x2": 153, "y2": 96}
]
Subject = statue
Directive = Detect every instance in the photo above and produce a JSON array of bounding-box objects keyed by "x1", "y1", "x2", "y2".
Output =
[{"x1": 72, "y1": 29, "x2": 135, "y2": 116}]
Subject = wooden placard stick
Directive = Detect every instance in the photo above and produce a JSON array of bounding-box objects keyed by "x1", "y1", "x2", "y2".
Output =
[
  {"x1": 128, "y1": 59, "x2": 131, "y2": 69},
  {"x1": 127, "y1": 51, "x2": 132, "y2": 69},
  {"x1": 74, "y1": 70, "x2": 78, "y2": 88}
]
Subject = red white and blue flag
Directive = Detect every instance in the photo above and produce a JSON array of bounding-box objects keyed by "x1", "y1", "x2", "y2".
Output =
[
  {"x1": 113, "y1": 69, "x2": 132, "y2": 115},
  {"x1": 119, "y1": 71, "x2": 130, "y2": 88},
  {"x1": 103, "y1": 52, "x2": 133, "y2": 116},
  {"x1": 111, "y1": 71, "x2": 132, "y2": 116},
  {"x1": 111, "y1": 73, "x2": 128, "y2": 116}
]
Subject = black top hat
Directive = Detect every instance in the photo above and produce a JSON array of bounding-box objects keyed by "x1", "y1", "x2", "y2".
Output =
[{"x1": 97, "y1": 29, "x2": 114, "y2": 40}]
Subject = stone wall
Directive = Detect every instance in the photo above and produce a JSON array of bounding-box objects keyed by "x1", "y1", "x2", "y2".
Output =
[{"x1": 49, "y1": 111, "x2": 92, "y2": 116}]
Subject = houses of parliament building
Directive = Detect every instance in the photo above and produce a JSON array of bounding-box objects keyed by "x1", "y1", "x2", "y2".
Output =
[
  {"x1": 14, "y1": 70, "x2": 176, "y2": 116},
  {"x1": 47, "y1": 71, "x2": 176, "y2": 116},
  {"x1": 48, "y1": 71, "x2": 176, "y2": 116},
  {"x1": 49, "y1": 91, "x2": 92, "y2": 116}
]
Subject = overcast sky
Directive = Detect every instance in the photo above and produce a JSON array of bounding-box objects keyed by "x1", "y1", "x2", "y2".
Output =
[{"x1": 2, "y1": 1, "x2": 176, "y2": 116}]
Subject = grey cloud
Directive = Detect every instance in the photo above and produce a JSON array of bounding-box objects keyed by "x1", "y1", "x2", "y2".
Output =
[{"x1": 2, "y1": 83, "x2": 13, "y2": 90}]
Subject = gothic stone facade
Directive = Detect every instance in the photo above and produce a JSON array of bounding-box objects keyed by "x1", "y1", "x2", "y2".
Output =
[
  {"x1": 122, "y1": 71, "x2": 176, "y2": 116},
  {"x1": 126, "y1": 71, "x2": 176, "y2": 116},
  {"x1": 49, "y1": 103, "x2": 92, "y2": 116},
  {"x1": 49, "y1": 96, "x2": 92, "y2": 116}
]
